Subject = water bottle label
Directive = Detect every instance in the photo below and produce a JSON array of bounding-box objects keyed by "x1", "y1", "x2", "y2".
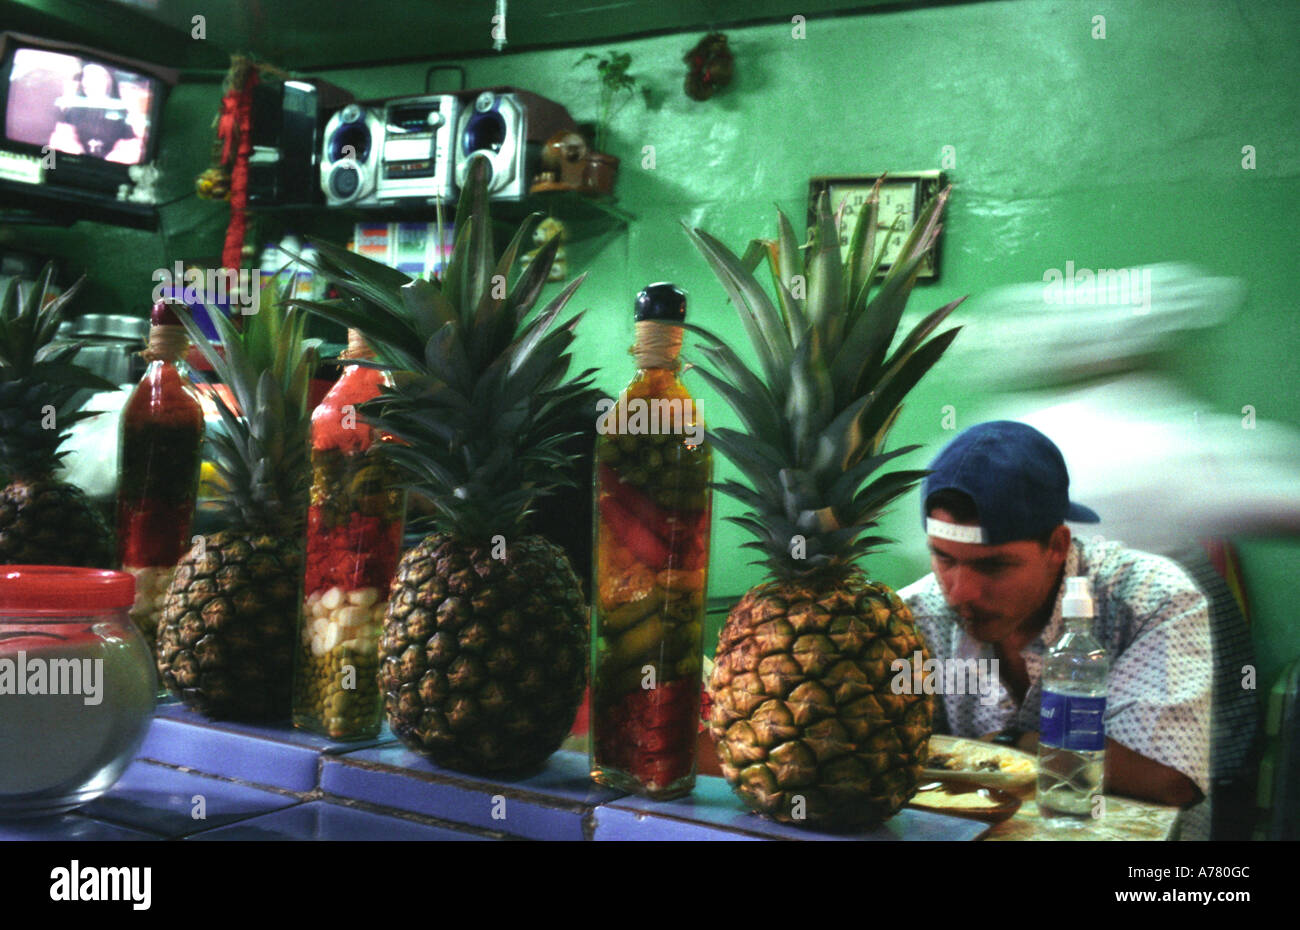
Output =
[{"x1": 1039, "y1": 690, "x2": 1106, "y2": 751}]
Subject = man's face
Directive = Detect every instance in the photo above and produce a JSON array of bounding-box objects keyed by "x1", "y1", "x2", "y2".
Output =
[
  {"x1": 82, "y1": 65, "x2": 112, "y2": 98},
  {"x1": 926, "y1": 508, "x2": 1071, "y2": 643}
]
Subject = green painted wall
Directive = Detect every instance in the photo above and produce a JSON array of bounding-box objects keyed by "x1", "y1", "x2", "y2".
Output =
[
  {"x1": 327, "y1": 0, "x2": 1300, "y2": 685},
  {"x1": 7, "y1": 0, "x2": 1298, "y2": 686}
]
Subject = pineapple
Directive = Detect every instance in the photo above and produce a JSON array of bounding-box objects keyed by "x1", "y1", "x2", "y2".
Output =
[
  {"x1": 295, "y1": 158, "x2": 598, "y2": 775},
  {"x1": 0, "y1": 267, "x2": 116, "y2": 568},
  {"x1": 688, "y1": 180, "x2": 964, "y2": 829},
  {"x1": 154, "y1": 278, "x2": 315, "y2": 720}
]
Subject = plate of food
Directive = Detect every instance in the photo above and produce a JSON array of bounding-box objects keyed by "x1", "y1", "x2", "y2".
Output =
[
  {"x1": 922, "y1": 735, "x2": 1037, "y2": 789},
  {"x1": 908, "y1": 781, "x2": 1023, "y2": 823}
]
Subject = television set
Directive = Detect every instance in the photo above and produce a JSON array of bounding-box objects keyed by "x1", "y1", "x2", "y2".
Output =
[{"x1": 0, "y1": 32, "x2": 176, "y2": 220}]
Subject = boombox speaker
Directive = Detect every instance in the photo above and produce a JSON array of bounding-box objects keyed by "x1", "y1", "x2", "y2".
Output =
[
  {"x1": 320, "y1": 103, "x2": 385, "y2": 206},
  {"x1": 454, "y1": 88, "x2": 577, "y2": 201}
]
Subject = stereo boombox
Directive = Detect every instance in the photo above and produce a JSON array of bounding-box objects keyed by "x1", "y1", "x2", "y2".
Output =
[{"x1": 320, "y1": 88, "x2": 577, "y2": 206}]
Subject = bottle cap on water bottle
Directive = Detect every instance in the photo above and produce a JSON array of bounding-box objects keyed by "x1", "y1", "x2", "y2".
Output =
[{"x1": 1062, "y1": 576, "x2": 1094, "y2": 619}]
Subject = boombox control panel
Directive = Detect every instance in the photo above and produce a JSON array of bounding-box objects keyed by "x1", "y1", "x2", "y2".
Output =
[{"x1": 376, "y1": 96, "x2": 460, "y2": 200}]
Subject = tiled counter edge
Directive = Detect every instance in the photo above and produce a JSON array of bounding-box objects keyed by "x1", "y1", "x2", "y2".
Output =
[{"x1": 6, "y1": 703, "x2": 989, "y2": 841}]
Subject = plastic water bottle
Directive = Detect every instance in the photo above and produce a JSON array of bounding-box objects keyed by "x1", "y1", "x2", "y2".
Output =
[{"x1": 1037, "y1": 576, "x2": 1109, "y2": 819}]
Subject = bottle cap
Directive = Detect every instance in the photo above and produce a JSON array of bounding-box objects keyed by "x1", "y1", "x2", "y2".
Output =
[
  {"x1": 151, "y1": 298, "x2": 183, "y2": 327},
  {"x1": 634, "y1": 283, "x2": 687, "y2": 323},
  {"x1": 1062, "y1": 575, "x2": 1094, "y2": 619}
]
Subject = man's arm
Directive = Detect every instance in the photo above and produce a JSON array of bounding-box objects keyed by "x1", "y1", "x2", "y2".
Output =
[
  {"x1": 1099, "y1": 556, "x2": 1213, "y2": 804},
  {"x1": 1010, "y1": 731, "x2": 1203, "y2": 807},
  {"x1": 1104, "y1": 738, "x2": 1202, "y2": 807}
]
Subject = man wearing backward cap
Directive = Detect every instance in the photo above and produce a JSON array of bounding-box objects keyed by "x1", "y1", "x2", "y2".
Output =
[{"x1": 900, "y1": 421, "x2": 1211, "y2": 808}]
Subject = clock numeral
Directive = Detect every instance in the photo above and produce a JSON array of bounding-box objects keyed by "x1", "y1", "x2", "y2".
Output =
[{"x1": 811, "y1": 173, "x2": 941, "y2": 280}]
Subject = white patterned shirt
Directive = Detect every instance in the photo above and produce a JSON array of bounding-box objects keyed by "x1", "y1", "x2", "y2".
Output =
[{"x1": 899, "y1": 536, "x2": 1212, "y2": 797}]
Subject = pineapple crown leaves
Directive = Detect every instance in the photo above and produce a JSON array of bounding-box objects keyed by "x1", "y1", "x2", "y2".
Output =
[
  {"x1": 0, "y1": 266, "x2": 118, "y2": 478},
  {"x1": 684, "y1": 181, "x2": 966, "y2": 579},
  {"x1": 175, "y1": 274, "x2": 316, "y2": 535},
  {"x1": 289, "y1": 157, "x2": 601, "y2": 542}
]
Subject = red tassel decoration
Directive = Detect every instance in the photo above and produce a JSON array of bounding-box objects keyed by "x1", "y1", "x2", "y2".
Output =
[{"x1": 216, "y1": 59, "x2": 259, "y2": 272}]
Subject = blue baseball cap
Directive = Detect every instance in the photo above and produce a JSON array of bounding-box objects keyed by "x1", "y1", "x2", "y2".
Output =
[{"x1": 922, "y1": 421, "x2": 1100, "y2": 545}]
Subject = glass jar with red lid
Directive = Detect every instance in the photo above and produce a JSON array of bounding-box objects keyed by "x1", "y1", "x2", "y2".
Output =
[
  {"x1": 292, "y1": 330, "x2": 406, "y2": 740},
  {"x1": 115, "y1": 299, "x2": 205, "y2": 654},
  {"x1": 0, "y1": 566, "x2": 156, "y2": 817}
]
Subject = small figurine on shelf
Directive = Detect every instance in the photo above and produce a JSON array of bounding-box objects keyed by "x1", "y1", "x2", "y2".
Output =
[
  {"x1": 518, "y1": 217, "x2": 568, "y2": 282},
  {"x1": 118, "y1": 163, "x2": 162, "y2": 204},
  {"x1": 530, "y1": 130, "x2": 589, "y2": 193}
]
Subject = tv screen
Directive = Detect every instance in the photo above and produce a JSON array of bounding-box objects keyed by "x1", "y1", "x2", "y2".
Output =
[{"x1": 4, "y1": 46, "x2": 157, "y2": 165}]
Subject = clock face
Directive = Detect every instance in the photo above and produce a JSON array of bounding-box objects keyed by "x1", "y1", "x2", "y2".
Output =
[
  {"x1": 828, "y1": 181, "x2": 917, "y2": 269},
  {"x1": 811, "y1": 173, "x2": 942, "y2": 279}
]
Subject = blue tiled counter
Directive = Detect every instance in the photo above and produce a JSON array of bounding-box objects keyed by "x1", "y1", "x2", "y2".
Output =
[{"x1": 2, "y1": 701, "x2": 989, "y2": 841}]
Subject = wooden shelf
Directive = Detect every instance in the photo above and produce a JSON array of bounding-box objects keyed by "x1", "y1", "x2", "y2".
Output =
[{"x1": 250, "y1": 189, "x2": 633, "y2": 245}]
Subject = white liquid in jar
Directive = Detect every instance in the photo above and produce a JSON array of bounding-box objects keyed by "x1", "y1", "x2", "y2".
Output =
[{"x1": 0, "y1": 623, "x2": 156, "y2": 816}]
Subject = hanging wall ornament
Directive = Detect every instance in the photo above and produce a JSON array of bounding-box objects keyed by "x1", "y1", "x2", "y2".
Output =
[{"x1": 683, "y1": 33, "x2": 734, "y2": 101}]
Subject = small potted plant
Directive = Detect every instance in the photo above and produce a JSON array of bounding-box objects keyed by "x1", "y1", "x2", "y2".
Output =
[{"x1": 575, "y1": 50, "x2": 647, "y2": 196}]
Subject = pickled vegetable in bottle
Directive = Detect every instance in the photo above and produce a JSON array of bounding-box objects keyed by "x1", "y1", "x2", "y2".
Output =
[
  {"x1": 293, "y1": 330, "x2": 406, "y2": 740},
  {"x1": 590, "y1": 283, "x2": 712, "y2": 799},
  {"x1": 116, "y1": 299, "x2": 205, "y2": 654}
]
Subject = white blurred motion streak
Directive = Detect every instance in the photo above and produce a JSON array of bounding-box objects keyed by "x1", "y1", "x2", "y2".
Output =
[{"x1": 948, "y1": 262, "x2": 1300, "y2": 554}]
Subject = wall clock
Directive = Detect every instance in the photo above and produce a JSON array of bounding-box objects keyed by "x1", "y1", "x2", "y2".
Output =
[{"x1": 807, "y1": 171, "x2": 945, "y2": 279}]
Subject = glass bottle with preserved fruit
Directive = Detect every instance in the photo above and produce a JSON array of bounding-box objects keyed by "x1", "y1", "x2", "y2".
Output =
[
  {"x1": 116, "y1": 299, "x2": 205, "y2": 656},
  {"x1": 293, "y1": 330, "x2": 406, "y2": 740},
  {"x1": 591, "y1": 283, "x2": 712, "y2": 799}
]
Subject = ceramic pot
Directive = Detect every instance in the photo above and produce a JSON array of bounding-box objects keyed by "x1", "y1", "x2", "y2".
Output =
[{"x1": 581, "y1": 152, "x2": 620, "y2": 197}]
